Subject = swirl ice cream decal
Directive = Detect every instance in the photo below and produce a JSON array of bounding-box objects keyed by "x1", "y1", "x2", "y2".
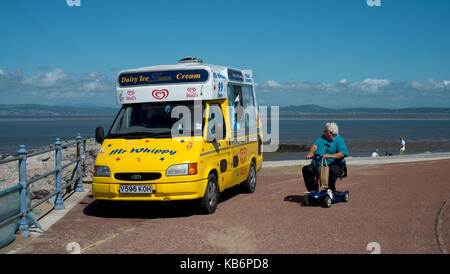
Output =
[{"x1": 152, "y1": 89, "x2": 169, "y2": 100}]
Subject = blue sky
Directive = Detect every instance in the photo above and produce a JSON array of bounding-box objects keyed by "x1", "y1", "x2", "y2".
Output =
[{"x1": 0, "y1": 0, "x2": 449, "y2": 108}]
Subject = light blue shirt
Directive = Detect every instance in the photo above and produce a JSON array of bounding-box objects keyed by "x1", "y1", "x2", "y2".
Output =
[{"x1": 313, "y1": 134, "x2": 348, "y2": 166}]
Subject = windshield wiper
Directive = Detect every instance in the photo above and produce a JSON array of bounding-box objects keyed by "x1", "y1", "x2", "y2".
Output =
[
  {"x1": 146, "y1": 131, "x2": 173, "y2": 138},
  {"x1": 109, "y1": 131, "x2": 173, "y2": 139},
  {"x1": 107, "y1": 132, "x2": 154, "y2": 139},
  {"x1": 174, "y1": 129, "x2": 203, "y2": 137},
  {"x1": 108, "y1": 130, "x2": 194, "y2": 139}
]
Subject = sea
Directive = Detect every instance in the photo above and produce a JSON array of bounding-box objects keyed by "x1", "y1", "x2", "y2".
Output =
[
  {"x1": 0, "y1": 116, "x2": 115, "y2": 156},
  {"x1": 1, "y1": 115, "x2": 450, "y2": 160}
]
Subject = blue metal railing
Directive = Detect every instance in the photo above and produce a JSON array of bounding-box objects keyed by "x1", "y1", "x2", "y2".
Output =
[{"x1": 0, "y1": 134, "x2": 86, "y2": 245}]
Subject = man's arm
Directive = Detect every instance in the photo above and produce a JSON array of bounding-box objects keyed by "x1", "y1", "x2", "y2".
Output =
[
  {"x1": 306, "y1": 144, "x2": 318, "y2": 159},
  {"x1": 323, "y1": 152, "x2": 344, "y2": 159}
]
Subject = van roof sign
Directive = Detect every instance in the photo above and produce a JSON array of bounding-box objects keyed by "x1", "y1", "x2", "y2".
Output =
[
  {"x1": 227, "y1": 69, "x2": 244, "y2": 83},
  {"x1": 118, "y1": 69, "x2": 209, "y2": 87},
  {"x1": 116, "y1": 61, "x2": 254, "y2": 104}
]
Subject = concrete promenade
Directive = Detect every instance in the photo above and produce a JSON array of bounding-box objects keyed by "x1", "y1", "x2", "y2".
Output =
[{"x1": 2, "y1": 152, "x2": 450, "y2": 254}]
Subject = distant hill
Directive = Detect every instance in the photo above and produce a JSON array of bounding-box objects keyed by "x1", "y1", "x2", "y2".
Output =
[
  {"x1": 0, "y1": 104, "x2": 119, "y2": 117},
  {"x1": 280, "y1": 105, "x2": 450, "y2": 114},
  {"x1": 281, "y1": 105, "x2": 334, "y2": 113}
]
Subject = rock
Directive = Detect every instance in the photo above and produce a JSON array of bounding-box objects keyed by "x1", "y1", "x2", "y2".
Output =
[
  {"x1": 0, "y1": 138, "x2": 100, "y2": 200},
  {"x1": 32, "y1": 189, "x2": 51, "y2": 200},
  {"x1": 0, "y1": 160, "x2": 19, "y2": 190}
]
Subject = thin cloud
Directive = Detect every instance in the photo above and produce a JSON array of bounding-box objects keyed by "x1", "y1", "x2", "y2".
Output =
[
  {"x1": 1, "y1": 68, "x2": 449, "y2": 108},
  {"x1": 0, "y1": 68, "x2": 115, "y2": 103},
  {"x1": 256, "y1": 78, "x2": 450, "y2": 108}
]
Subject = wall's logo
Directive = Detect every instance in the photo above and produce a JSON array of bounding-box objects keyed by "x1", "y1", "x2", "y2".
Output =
[
  {"x1": 366, "y1": 0, "x2": 381, "y2": 7},
  {"x1": 186, "y1": 87, "x2": 198, "y2": 98},
  {"x1": 152, "y1": 89, "x2": 169, "y2": 100},
  {"x1": 126, "y1": 90, "x2": 136, "y2": 101},
  {"x1": 66, "y1": 0, "x2": 81, "y2": 7}
]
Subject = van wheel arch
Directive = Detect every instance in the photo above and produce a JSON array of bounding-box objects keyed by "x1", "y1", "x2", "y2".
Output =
[
  {"x1": 198, "y1": 170, "x2": 220, "y2": 214},
  {"x1": 242, "y1": 159, "x2": 257, "y2": 193},
  {"x1": 208, "y1": 169, "x2": 219, "y2": 189}
]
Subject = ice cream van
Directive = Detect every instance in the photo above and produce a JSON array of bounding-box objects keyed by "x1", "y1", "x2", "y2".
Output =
[{"x1": 93, "y1": 57, "x2": 263, "y2": 214}]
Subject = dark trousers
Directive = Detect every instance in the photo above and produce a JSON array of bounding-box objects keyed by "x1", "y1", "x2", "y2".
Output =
[{"x1": 302, "y1": 162, "x2": 342, "y2": 192}]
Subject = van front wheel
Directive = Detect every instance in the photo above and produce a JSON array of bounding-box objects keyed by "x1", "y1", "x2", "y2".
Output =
[{"x1": 198, "y1": 173, "x2": 219, "y2": 214}]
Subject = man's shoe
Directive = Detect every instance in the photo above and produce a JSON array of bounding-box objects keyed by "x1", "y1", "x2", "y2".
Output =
[{"x1": 327, "y1": 189, "x2": 333, "y2": 199}]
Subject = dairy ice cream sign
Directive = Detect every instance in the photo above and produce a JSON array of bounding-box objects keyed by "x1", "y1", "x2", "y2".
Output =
[{"x1": 116, "y1": 69, "x2": 210, "y2": 104}]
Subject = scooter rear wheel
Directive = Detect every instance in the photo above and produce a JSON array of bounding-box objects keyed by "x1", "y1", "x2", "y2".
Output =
[
  {"x1": 324, "y1": 196, "x2": 332, "y2": 208},
  {"x1": 303, "y1": 193, "x2": 309, "y2": 206}
]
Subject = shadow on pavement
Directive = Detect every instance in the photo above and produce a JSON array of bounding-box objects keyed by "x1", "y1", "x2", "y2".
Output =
[
  {"x1": 83, "y1": 184, "x2": 244, "y2": 219},
  {"x1": 83, "y1": 197, "x2": 201, "y2": 219},
  {"x1": 285, "y1": 195, "x2": 322, "y2": 207},
  {"x1": 284, "y1": 195, "x2": 305, "y2": 205}
]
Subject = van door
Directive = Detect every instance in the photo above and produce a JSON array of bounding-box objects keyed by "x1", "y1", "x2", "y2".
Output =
[
  {"x1": 204, "y1": 102, "x2": 232, "y2": 191},
  {"x1": 227, "y1": 85, "x2": 249, "y2": 184},
  {"x1": 241, "y1": 84, "x2": 260, "y2": 163}
]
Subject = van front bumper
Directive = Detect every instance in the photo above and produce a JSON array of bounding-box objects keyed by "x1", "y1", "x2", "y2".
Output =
[{"x1": 92, "y1": 178, "x2": 208, "y2": 201}]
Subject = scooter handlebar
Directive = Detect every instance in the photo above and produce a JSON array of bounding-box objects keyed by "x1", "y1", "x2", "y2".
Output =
[{"x1": 313, "y1": 154, "x2": 322, "y2": 161}]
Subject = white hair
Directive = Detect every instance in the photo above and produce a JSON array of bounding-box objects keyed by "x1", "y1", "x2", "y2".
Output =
[{"x1": 326, "y1": 122, "x2": 339, "y2": 136}]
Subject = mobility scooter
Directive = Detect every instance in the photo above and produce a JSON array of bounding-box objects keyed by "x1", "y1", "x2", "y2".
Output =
[{"x1": 303, "y1": 154, "x2": 349, "y2": 208}]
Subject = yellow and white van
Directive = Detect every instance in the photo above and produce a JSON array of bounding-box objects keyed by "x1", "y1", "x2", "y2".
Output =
[{"x1": 93, "y1": 57, "x2": 263, "y2": 213}]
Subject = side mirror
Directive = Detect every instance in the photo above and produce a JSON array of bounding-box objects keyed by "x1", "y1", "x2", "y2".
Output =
[{"x1": 95, "y1": 127, "x2": 105, "y2": 144}]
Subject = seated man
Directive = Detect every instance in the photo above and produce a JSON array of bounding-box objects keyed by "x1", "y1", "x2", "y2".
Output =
[{"x1": 302, "y1": 122, "x2": 348, "y2": 193}]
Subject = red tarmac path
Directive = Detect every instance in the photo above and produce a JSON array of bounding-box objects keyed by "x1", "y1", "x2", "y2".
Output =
[{"x1": 5, "y1": 159, "x2": 450, "y2": 254}]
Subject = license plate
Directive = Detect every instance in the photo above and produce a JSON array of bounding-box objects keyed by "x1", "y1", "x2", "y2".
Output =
[{"x1": 119, "y1": 185, "x2": 153, "y2": 194}]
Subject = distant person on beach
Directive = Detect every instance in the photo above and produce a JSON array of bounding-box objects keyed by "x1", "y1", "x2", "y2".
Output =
[
  {"x1": 302, "y1": 122, "x2": 348, "y2": 193},
  {"x1": 399, "y1": 137, "x2": 406, "y2": 155},
  {"x1": 371, "y1": 149, "x2": 379, "y2": 157}
]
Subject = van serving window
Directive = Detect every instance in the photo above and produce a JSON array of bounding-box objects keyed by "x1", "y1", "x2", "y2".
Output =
[{"x1": 118, "y1": 69, "x2": 209, "y2": 87}]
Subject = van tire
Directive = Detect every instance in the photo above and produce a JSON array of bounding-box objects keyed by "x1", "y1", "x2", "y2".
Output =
[
  {"x1": 242, "y1": 161, "x2": 257, "y2": 193},
  {"x1": 198, "y1": 173, "x2": 219, "y2": 214}
]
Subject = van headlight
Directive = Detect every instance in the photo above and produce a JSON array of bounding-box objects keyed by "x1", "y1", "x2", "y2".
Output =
[
  {"x1": 94, "y1": 165, "x2": 111, "y2": 177},
  {"x1": 166, "y1": 163, "x2": 197, "y2": 176}
]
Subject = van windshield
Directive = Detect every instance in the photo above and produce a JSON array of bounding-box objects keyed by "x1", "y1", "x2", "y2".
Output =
[{"x1": 108, "y1": 101, "x2": 205, "y2": 139}]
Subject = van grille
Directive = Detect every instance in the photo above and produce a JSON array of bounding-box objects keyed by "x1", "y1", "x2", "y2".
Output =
[{"x1": 114, "y1": 173, "x2": 162, "y2": 181}]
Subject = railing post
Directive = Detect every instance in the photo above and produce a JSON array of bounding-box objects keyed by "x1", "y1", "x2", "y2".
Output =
[
  {"x1": 54, "y1": 138, "x2": 64, "y2": 210},
  {"x1": 75, "y1": 133, "x2": 84, "y2": 192},
  {"x1": 18, "y1": 145, "x2": 29, "y2": 237}
]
